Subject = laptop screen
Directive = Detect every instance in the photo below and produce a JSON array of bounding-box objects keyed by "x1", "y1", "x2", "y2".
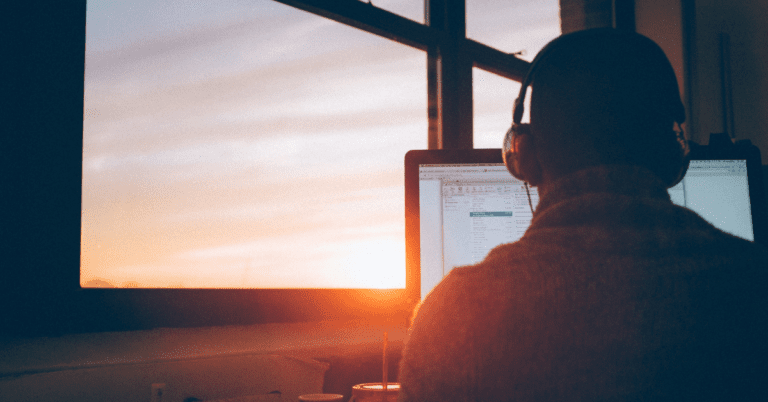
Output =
[{"x1": 410, "y1": 153, "x2": 758, "y2": 298}]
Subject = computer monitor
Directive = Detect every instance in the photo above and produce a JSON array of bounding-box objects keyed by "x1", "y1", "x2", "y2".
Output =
[
  {"x1": 405, "y1": 145, "x2": 767, "y2": 299},
  {"x1": 668, "y1": 159, "x2": 754, "y2": 240}
]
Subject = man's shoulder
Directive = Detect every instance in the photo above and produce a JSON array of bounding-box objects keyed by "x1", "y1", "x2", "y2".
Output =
[
  {"x1": 435, "y1": 243, "x2": 529, "y2": 289},
  {"x1": 420, "y1": 243, "x2": 536, "y2": 314}
]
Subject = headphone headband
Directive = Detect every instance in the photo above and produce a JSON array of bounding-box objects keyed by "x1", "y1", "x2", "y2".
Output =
[
  {"x1": 511, "y1": 28, "x2": 686, "y2": 126},
  {"x1": 505, "y1": 28, "x2": 689, "y2": 189}
]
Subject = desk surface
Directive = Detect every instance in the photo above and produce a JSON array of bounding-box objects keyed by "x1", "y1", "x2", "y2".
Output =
[{"x1": 0, "y1": 319, "x2": 407, "y2": 378}]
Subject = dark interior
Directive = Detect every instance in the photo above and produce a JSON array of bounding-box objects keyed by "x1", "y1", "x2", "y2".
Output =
[{"x1": 4, "y1": 1, "x2": 768, "y2": 401}]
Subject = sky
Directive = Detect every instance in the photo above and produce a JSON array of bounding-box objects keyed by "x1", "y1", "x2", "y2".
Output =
[{"x1": 81, "y1": 0, "x2": 560, "y2": 289}]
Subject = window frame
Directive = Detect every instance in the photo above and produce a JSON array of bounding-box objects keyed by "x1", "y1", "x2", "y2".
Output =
[
  {"x1": 274, "y1": 0, "x2": 530, "y2": 149},
  {"x1": 9, "y1": 1, "x2": 537, "y2": 335}
]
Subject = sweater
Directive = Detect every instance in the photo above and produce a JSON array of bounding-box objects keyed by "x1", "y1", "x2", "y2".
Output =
[{"x1": 398, "y1": 165, "x2": 768, "y2": 402}]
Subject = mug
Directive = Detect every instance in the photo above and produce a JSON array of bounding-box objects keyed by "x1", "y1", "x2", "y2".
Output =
[{"x1": 349, "y1": 383, "x2": 400, "y2": 402}]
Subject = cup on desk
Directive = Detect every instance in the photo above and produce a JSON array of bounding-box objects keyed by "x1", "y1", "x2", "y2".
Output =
[
  {"x1": 298, "y1": 394, "x2": 344, "y2": 402},
  {"x1": 349, "y1": 383, "x2": 400, "y2": 402}
]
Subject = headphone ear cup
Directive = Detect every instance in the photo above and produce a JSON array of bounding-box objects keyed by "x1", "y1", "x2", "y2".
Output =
[
  {"x1": 651, "y1": 129, "x2": 690, "y2": 188},
  {"x1": 502, "y1": 123, "x2": 530, "y2": 182},
  {"x1": 663, "y1": 130, "x2": 691, "y2": 188}
]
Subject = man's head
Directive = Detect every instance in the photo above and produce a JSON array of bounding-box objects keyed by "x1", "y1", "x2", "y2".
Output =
[{"x1": 503, "y1": 28, "x2": 688, "y2": 189}]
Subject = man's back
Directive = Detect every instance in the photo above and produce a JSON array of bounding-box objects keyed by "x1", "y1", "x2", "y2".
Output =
[{"x1": 398, "y1": 166, "x2": 768, "y2": 401}]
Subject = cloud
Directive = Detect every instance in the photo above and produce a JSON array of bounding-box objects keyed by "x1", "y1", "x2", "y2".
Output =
[
  {"x1": 84, "y1": 202, "x2": 406, "y2": 288},
  {"x1": 81, "y1": 0, "x2": 561, "y2": 289},
  {"x1": 467, "y1": 0, "x2": 561, "y2": 58},
  {"x1": 83, "y1": 36, "x2": 426, "y2": 158},
  {"x1": 85, "y1": 3, "x2": 385, "y2": 86}
]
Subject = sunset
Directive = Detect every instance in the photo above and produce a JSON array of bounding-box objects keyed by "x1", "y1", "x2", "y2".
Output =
[{"x1": 81, "y1": 0, "x2": 560, "y2": 288}]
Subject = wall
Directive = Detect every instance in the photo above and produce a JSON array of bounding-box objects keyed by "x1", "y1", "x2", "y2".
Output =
[
  {"x1": 634, "y1": 0, "x2": 685, "y2": 119},
  {"x1": 689, "y1": 0, "x2": 768, "y2": 153},
  {"x1": 4, "y1": 1, "x2": 84, "y2": 337},
  {"x1": 636, "y1": 0, "x2": 768, "y2": 218},
  {"x1": 637, "y1": 0, "x2": 768, "y2": 155}
]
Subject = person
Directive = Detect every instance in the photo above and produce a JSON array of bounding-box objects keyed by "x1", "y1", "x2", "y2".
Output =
[{"x1": 397, "y1": 28, "x2": 768, "y2": 401}]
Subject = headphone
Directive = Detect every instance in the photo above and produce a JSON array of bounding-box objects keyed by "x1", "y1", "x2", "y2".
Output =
[{"x1": 502, "y1": 28, "x2": 690, "y2": 189}]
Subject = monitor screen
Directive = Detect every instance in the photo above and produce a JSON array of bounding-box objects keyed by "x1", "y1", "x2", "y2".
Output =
[
  {"x1": 668, "y1": 159, "x2": 753, "y2": 240},
  {"x1": 411, "y1": 154, "x2": 758, "y2": 298},
  {"x1": 417, "y1": 163, "x2": 539, "y2": 297}
]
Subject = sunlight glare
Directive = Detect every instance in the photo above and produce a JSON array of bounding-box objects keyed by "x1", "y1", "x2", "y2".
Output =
[{"x1": 341, "y1": 238, "x2": 406, "y2": 289}]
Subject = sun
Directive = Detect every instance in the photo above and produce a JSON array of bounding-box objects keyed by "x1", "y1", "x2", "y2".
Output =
[{"x1": 340, "y1": 238, "x2": 406, "y2": 289}]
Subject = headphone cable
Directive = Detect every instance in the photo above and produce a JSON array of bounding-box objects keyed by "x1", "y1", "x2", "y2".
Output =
[{"x1": 524, "y1": 182, "x2": 534, "y2": 215}]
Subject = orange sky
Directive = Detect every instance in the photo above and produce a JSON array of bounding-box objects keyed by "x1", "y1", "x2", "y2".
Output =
[{"x1": 81, "y1": 0, "x2": 560, "y2": 289}]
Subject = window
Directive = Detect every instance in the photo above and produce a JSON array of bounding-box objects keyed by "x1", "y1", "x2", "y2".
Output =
[
  {"x1": 473, "y1": 69, "x2": 524, "y2": 149},
  {"x1": 356, "y1": 0, "x2": 424, "y2": 23},
  {"x1": 74, "y1": 0, "x2": 563, "y2": 329},
  {"x1": 83, "y1": 0, "x2": 425, "y2": 289},
  {"x1": 467, "y1": 0, "x2": 560, "y2": 58},
  {"x1": 470, "y1": 0, "x2": 561, "y2": 148}
]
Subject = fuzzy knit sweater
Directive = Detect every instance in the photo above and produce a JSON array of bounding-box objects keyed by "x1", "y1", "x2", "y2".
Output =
[{"x1": 398, "y1": 165, "x2": 768, "y2": 402}]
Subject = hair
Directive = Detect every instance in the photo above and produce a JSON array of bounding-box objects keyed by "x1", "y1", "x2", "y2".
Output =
[{"x1": 528, "y1": 28, "x2": 685, "y2": 182}]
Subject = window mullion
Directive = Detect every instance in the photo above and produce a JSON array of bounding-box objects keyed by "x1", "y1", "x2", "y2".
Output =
[{"x1": 427, "y1": 0, "x2": 473, "y2": 149}]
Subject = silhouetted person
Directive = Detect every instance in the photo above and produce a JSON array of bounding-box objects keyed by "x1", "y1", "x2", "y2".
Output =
[{"x1": 398, "y1": 28, "x2": 768, "y2": 402}]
